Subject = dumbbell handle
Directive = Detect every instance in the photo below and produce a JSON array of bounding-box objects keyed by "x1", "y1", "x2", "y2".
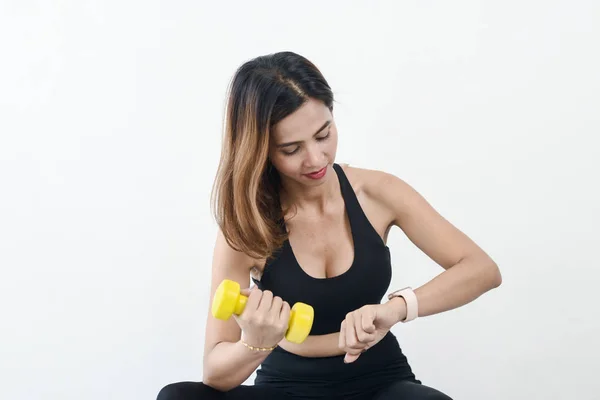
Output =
[
  {"x1": 213, "y1": 285, "x2": 288, "y2": 319},
  {"x1": 228, "y1": 291, "x2": 314, "y2": 344},
  {"x1": 230, "y1": 293, "x2": 248, "y2": 316},
  {"x1": 230, "y1": 292, "x2": 299, "y2": 325}
]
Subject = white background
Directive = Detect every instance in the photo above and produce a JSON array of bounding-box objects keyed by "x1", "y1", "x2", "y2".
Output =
[{"x1": 1, "y1": 1, "x2": 599, "y2": 399}]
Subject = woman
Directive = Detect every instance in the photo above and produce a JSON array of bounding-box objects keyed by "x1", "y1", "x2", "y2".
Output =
[{"x1": 157, "y1": 51, "x2": 501, "y2": 400}]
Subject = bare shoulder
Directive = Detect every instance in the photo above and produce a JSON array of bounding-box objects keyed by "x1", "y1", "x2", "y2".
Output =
[
  {"x1": 339, "y1": 163, "x2": 405, "y2": 198},
  {"x1": 338, "y1": 163, "x2": 371, "y2": 192},
  {"x1": 339, "y1": 163, "x2": 416, "y2": 221}
]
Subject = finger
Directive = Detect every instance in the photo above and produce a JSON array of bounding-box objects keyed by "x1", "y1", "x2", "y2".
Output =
[
  {"x1": 361, "y1": 307, "x2": 376, "y2": 334},
  {"x1": 339, "y1": 320, "x2": 346, "y2": 350},
  {"x1": 344, "y1": 352, "x2": 361, "y2": 364},
  {"x1": 343, "y1": 339, "x2": 365, "y2": 364},
  {"x1": 270, "y1": 296, "x2": 283, "y2": 316},
  {"x1": 345, "y1": 313, "x2": 361, "y2": 349},
  {"x1": 239, "y1": 285, "x2": 256, "y2": 297},
  {"x1": 242, "y1": 286, "x2": 262, "y2": 313},
  {"x1": 354, "y1": 315, "x2": 375, "y2": 344},
  {"x1": 257, "y1": 290, "x2": 273, "y2": 313},
  {"x1": 279, "y1": 301, "x2": 291, "y2": 325}
]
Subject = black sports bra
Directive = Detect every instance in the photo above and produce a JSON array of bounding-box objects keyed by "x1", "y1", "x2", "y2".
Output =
[{"x1": 252, "y1": 164, "x2": 392, "y2": 335}]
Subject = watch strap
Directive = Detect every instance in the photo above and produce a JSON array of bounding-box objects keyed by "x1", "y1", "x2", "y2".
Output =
[{"x1": 387, "y1": 287, "x2": 418, "y2": 322}]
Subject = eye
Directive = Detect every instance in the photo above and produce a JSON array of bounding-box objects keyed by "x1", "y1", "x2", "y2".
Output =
[
  {"x1": 316, "y1": 130, "x2": 331, "y2": 141},
  {"x1": 282, "y1": 147, "x2": 300, "y2": 156}
]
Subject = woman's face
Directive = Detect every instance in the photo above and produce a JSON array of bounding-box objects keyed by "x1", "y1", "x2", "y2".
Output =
[{"x1": 268, "y1": 98, "x2": 338, "y2": 187}]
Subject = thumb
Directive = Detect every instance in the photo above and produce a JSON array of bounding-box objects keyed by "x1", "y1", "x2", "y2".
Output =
[
  {"x1": 240, "y1": 285, "x2": 258, "y2": 297},
  {"x1": 344, "y1": 352, "x2": 361, "y2": 363}
]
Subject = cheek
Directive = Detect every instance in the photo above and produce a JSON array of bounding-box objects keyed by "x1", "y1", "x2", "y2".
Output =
[
  {"x1": 326, "y1": 131, "x2": 339, "y2": 154},
  {"x1": 330, "y1": 135, "x2": 338, "y2": 150},
  {"x1": 269, "y1": 153, "x2": 298, "y2": 175}
]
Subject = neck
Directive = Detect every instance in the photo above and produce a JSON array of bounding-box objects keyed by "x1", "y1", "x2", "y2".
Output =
[{"x1": 280, "y1": 167, "x2": 338, "y2": 215}]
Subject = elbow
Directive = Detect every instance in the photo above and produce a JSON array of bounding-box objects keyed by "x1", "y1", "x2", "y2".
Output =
[
  {"x1": 202, "y1": 372, "x2": 234, "y2": 393},
  {"x1": 201, "y1": 369, "x2": 216, "y2": 389},
  {"x1": 202, "y1": 363, "x2": 238, "y2": 393},
  {"x1": 467, "y1": 254, "x2": 502, "y2": 291},
  {"x1": 487, "y1": 261, "x2": 502, "y2": 289},
  {"x1": 201, "y1": 345, "x2": 240, "y2": 392},
  {"x1": 202, "y1": 379, "x2": 229, "y2": 393},
  {"x1": 202, "y1": 360, "x2": 225, "y2": 392}
]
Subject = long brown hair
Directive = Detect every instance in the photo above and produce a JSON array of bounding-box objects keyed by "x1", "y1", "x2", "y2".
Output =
[{"x1": 211, "y1": 51, "x2": 334, "y2": 261}]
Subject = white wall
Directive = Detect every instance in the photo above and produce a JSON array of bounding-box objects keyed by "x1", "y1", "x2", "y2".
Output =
[{"x1": 1, "y1": 1, "x2": 598, "y2": 399}]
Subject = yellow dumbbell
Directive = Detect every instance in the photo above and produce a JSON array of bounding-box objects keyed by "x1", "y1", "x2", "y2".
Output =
[{"x1": 211, "y1": 279, "x2": 314, "y2": 344}]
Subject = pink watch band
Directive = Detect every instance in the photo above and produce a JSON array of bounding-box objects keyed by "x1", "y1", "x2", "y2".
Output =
[{"x1": 388, "y1": 287, "x2": 418, "y2": 322}]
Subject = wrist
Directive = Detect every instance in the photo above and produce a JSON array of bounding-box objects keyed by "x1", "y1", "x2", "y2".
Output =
[
  {"x1": 236, "y1": 340, "x2": 275, "y2": 358},
  {"x1": 386, "y1": 296, "x2": 408, "y2": 324}
]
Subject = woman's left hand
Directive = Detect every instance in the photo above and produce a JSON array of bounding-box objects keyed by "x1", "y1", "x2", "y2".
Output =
[{"x1": 338, "y1": 299, "x2": 406, "y2": 363}]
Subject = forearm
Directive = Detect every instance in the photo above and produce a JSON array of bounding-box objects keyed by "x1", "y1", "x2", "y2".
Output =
[
  {"x1": 203, "y1": 340, "x2": 271, "y2": 391},
  {"x1": 389, "y1": 254, "x2": 502, "y2": 322},
  {"x1": 280, "y1": 333, "x2": 344, "y2": 357}
]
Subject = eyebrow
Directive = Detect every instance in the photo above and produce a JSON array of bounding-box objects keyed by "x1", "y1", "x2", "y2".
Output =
[{"x1": 276, "y1": 120, "x2": 332, "y2": 148}]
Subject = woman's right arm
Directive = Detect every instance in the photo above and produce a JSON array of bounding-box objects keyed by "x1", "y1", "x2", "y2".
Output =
[{"x1": 201, "y1": 230, "x2": 288, "y2": 391}]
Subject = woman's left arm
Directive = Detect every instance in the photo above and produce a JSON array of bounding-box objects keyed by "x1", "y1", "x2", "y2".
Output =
[
  {"x1": 339, "y1": 169, "x2": 502, "y2": 362},
  {"x1": 369, "y1": 170, "x2": 502, "y2": 321}
]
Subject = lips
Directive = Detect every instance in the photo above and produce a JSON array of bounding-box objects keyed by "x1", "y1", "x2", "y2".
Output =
[
  {"x1": 307, "y1": 167, "x2": 326, "y2": 175},
  {"x1": 304, "y1": 166, "x2": 327, "y2": 179}
]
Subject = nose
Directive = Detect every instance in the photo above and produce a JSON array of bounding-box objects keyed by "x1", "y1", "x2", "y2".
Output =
[{"x1": 304, "y1": 143, "x2": 323, "y2": 168}]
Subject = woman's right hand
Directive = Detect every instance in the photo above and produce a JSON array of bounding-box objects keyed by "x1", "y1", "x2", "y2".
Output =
[{"x1": 233, "y1": 286, "x2": 291, "y2": 348}]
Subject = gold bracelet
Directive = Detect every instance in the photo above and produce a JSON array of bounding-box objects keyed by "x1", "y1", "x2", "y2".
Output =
[{"x1": 240, "y1": 339, "x2": 277, "y2": 352}]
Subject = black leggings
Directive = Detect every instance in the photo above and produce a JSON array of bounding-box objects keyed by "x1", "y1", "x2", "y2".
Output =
[
  {"x1": 157, "y1": 333, "x2": 452, "y2": 400},
  {"x1": 157, "y1": 380, "x2": 451, "y2": 400}
]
